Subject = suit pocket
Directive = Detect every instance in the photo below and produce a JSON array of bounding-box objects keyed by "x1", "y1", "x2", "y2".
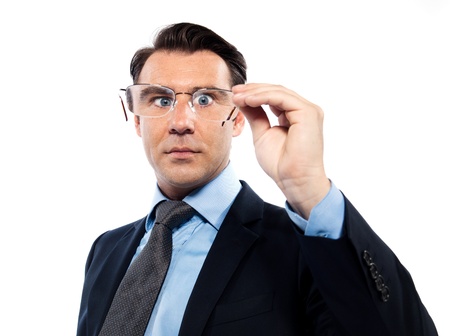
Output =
[{"x1": 208, "y1": 293, "x2": 273, "y2": 326}]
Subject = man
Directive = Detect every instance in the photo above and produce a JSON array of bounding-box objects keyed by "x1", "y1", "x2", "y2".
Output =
[{"x1": 77, "y1": 22, "x2": 438, "y2": 335}]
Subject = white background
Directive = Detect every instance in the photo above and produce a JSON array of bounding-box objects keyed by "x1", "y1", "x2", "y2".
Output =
[{"x1": 1, "y1": 0, "x2": 448, "y2": 334}]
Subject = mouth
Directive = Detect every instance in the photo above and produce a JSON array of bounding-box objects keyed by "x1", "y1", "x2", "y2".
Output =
[{"x1": 166, "y1": 147, "x2": 198, "y2": 159}]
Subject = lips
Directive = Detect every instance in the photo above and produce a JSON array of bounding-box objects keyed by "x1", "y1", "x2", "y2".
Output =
[
  {"x1": 166, "y1": 147, "x2": 198, "y2": 159},
  {"x1": 167, "y1": 146, "x2": 196, "y2": 153}
]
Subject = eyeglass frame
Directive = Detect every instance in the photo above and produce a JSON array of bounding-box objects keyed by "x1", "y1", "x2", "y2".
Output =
[{"x1": 119, "y1": 84, "x2": 238, "y2": 126}]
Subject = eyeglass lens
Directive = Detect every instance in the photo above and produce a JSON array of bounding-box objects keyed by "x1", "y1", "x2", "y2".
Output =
[{"x1": 122, "y1": 85, "x2": 236, "y2": 122}]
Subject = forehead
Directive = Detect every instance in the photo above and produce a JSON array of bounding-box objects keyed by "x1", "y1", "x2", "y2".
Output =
[{"x1": 137, "y1": 50, "x2": 232, "y2": 89}]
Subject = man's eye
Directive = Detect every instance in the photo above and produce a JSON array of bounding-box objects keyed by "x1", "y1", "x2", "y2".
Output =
[
  {"x1": 155, "y1": 97, "x2": 173, "y2": 107},
  {"x1": 195, "y1": 94, "x2": 213, "y2": 106}
]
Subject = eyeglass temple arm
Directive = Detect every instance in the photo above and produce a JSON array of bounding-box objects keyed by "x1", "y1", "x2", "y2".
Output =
[
  {"x1": 221, "y1": 107, "x2": 237, "y2": 127},
  {"x1": 119, "y1": 89, "x2": 128, "y2": 122}
]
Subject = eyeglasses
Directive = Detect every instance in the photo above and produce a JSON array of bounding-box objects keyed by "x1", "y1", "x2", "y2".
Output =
[{"x1": 119, "y1": 84, "x2": 238, "y2": 126}]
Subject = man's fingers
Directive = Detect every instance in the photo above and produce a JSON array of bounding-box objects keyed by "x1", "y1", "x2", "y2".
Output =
[{"x1": 233, "y1": 84, "x2": 303, "y2": 116}]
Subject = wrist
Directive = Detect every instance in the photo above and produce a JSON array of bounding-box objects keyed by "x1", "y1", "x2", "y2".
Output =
[{"x1": 280, "y1": 176, "x2": 331, "y2": 219}]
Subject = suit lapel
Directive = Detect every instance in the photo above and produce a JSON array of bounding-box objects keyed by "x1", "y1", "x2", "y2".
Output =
[
  {"x1": 86, "y1": 217, "x2": 146, "y2": 335},
  {"x1": 179, "y1": 182, "x2": 264, "y2": 336}
]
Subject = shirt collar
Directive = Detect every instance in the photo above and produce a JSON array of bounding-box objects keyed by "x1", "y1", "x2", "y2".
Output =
[{"x1": 146, "y1": 163, "x2": 241, "y2": 231}]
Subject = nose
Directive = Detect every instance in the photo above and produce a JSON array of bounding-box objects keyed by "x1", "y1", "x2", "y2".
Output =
[{"x1": 168, "y1": 93, "x2": 195, "y2": 134}]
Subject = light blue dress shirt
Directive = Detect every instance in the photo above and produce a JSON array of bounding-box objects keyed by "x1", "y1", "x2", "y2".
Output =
[{"x1": 132, "y1": 163, "x2": 345, "y2": 335}]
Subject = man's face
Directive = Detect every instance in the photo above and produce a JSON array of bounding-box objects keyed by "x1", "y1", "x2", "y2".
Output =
[{"x1": 134, "y1": 50, "x2": 245, "y2": 199}]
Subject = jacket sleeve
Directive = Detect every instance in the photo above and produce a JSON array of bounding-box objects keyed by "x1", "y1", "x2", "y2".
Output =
[{"x1": 298, "y1": 195, "x2": 438, "y2": 336}]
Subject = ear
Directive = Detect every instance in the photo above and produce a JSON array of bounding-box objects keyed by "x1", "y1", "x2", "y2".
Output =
[
  {"x1": 134, "y1": 115, "x2": 142, "y2": 137},
  {"x1": 232, "y1": 110, "x2": 245, "y2": 137}
]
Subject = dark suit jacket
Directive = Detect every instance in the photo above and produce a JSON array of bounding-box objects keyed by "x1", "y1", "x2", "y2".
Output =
[{"x1": 77, "y1": 181, "x2": 437, "y2": 335}]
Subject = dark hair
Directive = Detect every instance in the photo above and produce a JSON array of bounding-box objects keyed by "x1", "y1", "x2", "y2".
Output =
[{"x1": 129, "y1": 22, "x2": 247, "y2": 86}]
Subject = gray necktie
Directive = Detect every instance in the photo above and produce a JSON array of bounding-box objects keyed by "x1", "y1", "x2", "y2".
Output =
[{"x1": 99, "y1": 200, "x2": 196, "y2": 336}]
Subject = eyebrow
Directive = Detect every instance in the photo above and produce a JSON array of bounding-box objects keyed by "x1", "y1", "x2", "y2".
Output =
[{"x1": 138, "y1": 85, "x2": 171, "y2": 100}]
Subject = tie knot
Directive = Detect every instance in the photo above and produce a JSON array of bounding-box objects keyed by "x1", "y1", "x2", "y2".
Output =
[{"x1": 155, "y1": 200, "x2": 196, "y2": 230}]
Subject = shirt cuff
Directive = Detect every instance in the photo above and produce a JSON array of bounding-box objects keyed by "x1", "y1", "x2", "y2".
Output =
[{"x1": 285, "y1": 181, "x2": 345, "y2": 239}]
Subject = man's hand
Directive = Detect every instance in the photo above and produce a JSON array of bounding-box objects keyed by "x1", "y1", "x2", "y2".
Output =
[{"x1": 232, "y1": 83, "x2": 330, "y2": 219}]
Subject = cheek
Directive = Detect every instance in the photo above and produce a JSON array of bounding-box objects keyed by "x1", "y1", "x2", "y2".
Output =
[
  {"x1": 206, "y1": 125, "x2": 233, "y2": 155},
  {"x1": 139, "y1": 124, "x2": 162, "y2": 162}
]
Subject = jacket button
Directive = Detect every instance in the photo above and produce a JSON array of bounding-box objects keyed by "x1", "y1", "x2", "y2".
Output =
[
  {"x1": 375, "y1": 275, "x2": 385, "y2": 291},
  {"x1": 381, "y1": 286, "x2": 390, "y2": 302},
  {"x1": 369, "y1": 263, "x2": 379, "y2": 279},
  {"x1": 363, "y1": 250, "x2": 373, "y2": 266}
]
